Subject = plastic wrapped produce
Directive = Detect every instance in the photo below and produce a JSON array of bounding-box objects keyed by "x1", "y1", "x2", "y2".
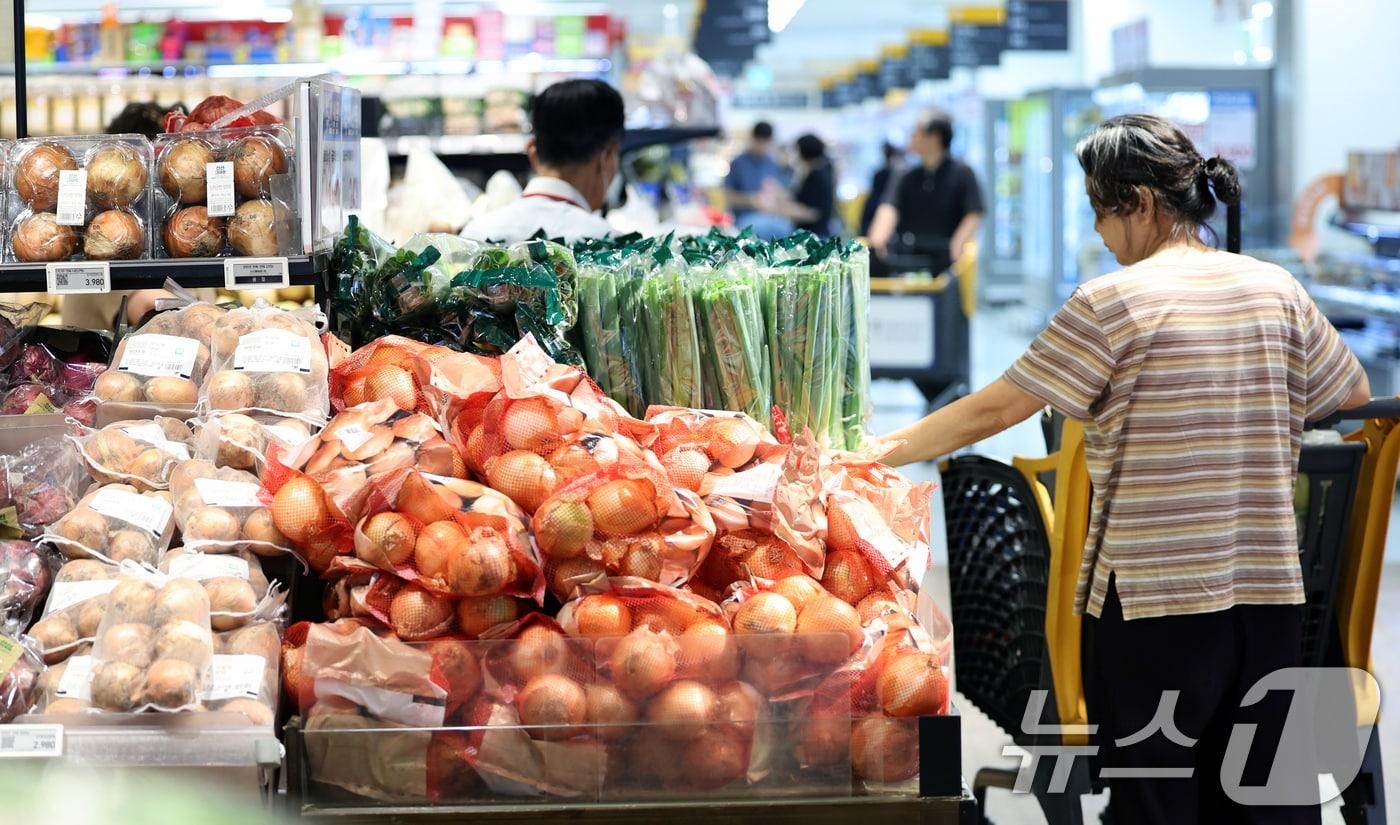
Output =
[
  {"x1": 1, "y1": 434, "x2": 89, "y2": 538},
  {"x1": 352, "y1": 467, "x2": 542, "y2": 602},
  {"x1": 161, "y1": 546, "x2": 276, "y2": 630},
  {"x1": 82, "y1": 566, "x2": 215, "y2": 713},
  {"x1": 0, "y1": 302, "x2": 48, "y2": 373},
  {"x1": 691, "y1": 256, "x2": 771, "y2": 424},
  {"x1": 209, "y1": 620, "x2": 282, "y2": 725},
  {"x1": 0, "y1": 635, "x2": 43, "y2": 722},
  {"x1": 27, "y1": 558, "x2": 119, "y2": 664},
  {"x1": 573, "y1": 246, "x2": 647, "y2": 418},
  {"x1": 639, "y1": 248, "x2": 704, "y2": 409},
  {"x1": 96, "y1": 300, "x2": 226, "y2": 407},
  {"x1": 72, "y1": 417, "x2": 193, "y2": 491},
  {"x1": 42, "y1": 483, "x2": 176, "y2": 565},
  {"x1": 190, "y1": 412, "x2": 312, "y2": 473},
  {"x1": 200, "y1": 300, "x2": 328, "y2": 424},
  {"x1": 169, "y1": 461, "x2": 294, "y2": 558},
  {"x1": 821, "y1": 451, "x2": 937, "y2": 593},
  {"x1": 0, "y1": 541, "x2": 52, "y2": 638}
]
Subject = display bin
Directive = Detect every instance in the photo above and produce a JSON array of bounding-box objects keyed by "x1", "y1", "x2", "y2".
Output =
[
  {"x1": 281, "y1": 631, "x2": 972, "y2": 822},
  {"x1": 3, "y1": 711, "x2": 281, "y2": 800}
]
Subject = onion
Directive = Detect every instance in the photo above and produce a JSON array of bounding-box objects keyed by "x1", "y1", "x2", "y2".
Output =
[
  {"x1": 228, "y1": 199, "x2": 279, "y2": 257},
  {"x1": 772, "y1": 575, "x2": 825, "y2": 612},
  {"x1": 159, "y1": 138, "x2": 215, "y2": 203},
  {"x1": 162, "y1": 206, "x2": 226, "y2": 258},
  {"x1": 510, "y1": 625, "x2": 570, "y2": 683},
  {"x1": 230, "y1": 135, "x2": 287, "y2": 198},
  {"x1": 502, "y1": 397, "x2": 563, "y2": 454},
  {"x1": 94, "y1": 370, "x2": 143, "y2": 402},
  {"x1": 646, "y1": 679, "x2": 718, "y2": 741},
  {"x1": 609, "y1": 629, "x2": 677, "y2": 700},
  {"x1": 83, "y1": 209, "x2": 145, "y2": 260},
  {"x1": 361, "y1": 512, "x2": 418, "y2": 566},
  {"x1": 447, "y1": 526, "x2": 514, "y2": 596},
  {"x1": 797, "y1": 714, "x2": 852, "y2": 767},
  {"x1": 455, "y1": 595, "x2": 518, "y2": 639},
  {"x1": 144, "y1": 376, "x2": 198, "y2": 404},
  {"x1": 820, "y1": 550, "x2": 877, "y2": 606},
  {"x1": 876, "y1": 652, "x2": 948, "y2": 717},
  {"x1": 676, "y1": 619, "x2": 739, "y2": 681},
  {"x1": 484, "y1": 450, "x2": 556, "y2": 514},
  {"x1": 796, "y1": 595, "x2": 864, "y2": 664},
  {"x1": 572, "y1": 595, "x2": 633, "y2": 639},
  {"x1": 86, "y1": 143, "x2": 148, "y2": 208},
  {"x1": 16, "y1": 142, "x2": 78, "y2": 210},
  {"x1": 703, "y1": 418, "x2": 759, "y2": 469},
  {"x1": 389, "y1": 585, "x2": 455, "y2": 641},
  {"x1": 850, "y1": 716, "x2": 919, "y2": 782},
  {"x1": 143, "y1": 659, "x2": 199, "y2": 708},
  {"x1": 517, "y1": 673, "x2": 587, "y2": 740},
  {"x1": 11, "y1": 212, "x2": 78, "y2": 262},
  {"x1": 680, "y1": 729, "x2": 748, "y2": 790},
  {"x1": 587, "y1": 479, "x2": 658, "y2": 536},
  {"x1": 270, "y1": 476, "x2": 330, "y2": 545},
  {"x1": 585, "y1": 683, "x2": 638, "y2": 741},
  {"x1": 660, "y1": 448, "x2": 708, "y2": 492},
  {"x1": 533, "y1": 499, "x2": 594, "y2": 560},
  {"x1": 428, "y1": 640, "x2": 482, "y2": 702},
  {"x1": 732, "y1": 592, "x2": 798, "y2": 658},
  {"x1": 89, "y1": 661, "x2": 142, "y2": 712}
]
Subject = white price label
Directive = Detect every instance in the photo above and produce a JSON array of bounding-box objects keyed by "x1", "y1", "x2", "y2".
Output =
[
  {"x1": 0, "y1": 725, "x2": 64, "y2": 758},
  {"x1": 233, "y1": 328, "x2": 312, "y2": 374},
  {"x1": 56, "y1": 655, "x2": 93, "y2": 699},
  {"x1": 193, "y1": 477, "x2": 264, "y2": 509},
  {"x1": 224, "y1": 257, "x2": 290, "y2": 290},
  {"x1": 204, "y1": 654, "x2": 267, "y2": 701},
  {"x1": 206, "y1": 161, "x2": 236, "y2": 217},
  {"x1": 120, "y1": 422, "x2": 190, "y2": 460},
  {"x1": 707, "y1": 462, "x2": 782, "y2": 502},
  {"x1": 169, "y1": 552, "x2": 250, "y2": 582},
  {"x1": 117, "y1": 333, "x2": 201, "y2": 379},
  {"x1": 266, "y1": 424, "x2": 310, "y2": 450},
  {"x1": 89, "y1": 488, "x2": 172, "y2": 537},
  {"x1": 46, "y1": 579, "x2": 117, "y2": 614},
  {"x1": 46, "y1": 261, "x2": 111, "y2": 295},
  {"x1": 334, "y1": 423, "x2": 373, "y2": 452},
  {"x1": 55, "y1": 169, "x2": 88, "y2": 225}
]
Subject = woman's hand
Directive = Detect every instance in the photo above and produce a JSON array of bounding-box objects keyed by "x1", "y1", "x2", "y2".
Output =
[{"x1": 881, "y1": 378, "x2": 1047, "y2": 467}]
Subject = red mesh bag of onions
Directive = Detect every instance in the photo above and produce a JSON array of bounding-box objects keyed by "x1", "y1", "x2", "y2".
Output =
[
  {"x1": 330, "y1": 336, "x2": 470, "y2": 415},
  {"x1": 821, "y1": 451, "x2": 936, "y2": 593},
  {"x1": 529, "y1": 452, "x2": 716, "y2": 600},
  {"x1": 411, "y1": 347, "x2": 502, "y2": 444},
  {"x1": 482, "y1": 428, "x2": 656, "y2": 523},
  {"x1": 466, "y1": 336, "x2": 639, "y2": 496},
  {"x1": 360, "y1": 573, "x2": 530, "y2": 644},
  {"x1": 351, "y1": 467, "x2": 543, "y2": 603},
  {"x1": 643, "y1": 407, "x2": 787, "y2": 483}
]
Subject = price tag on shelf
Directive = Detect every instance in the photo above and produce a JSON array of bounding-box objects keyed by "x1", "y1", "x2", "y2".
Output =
[
  {"x1": 224, "y1": 257, "x2": 290, "y2": 290},
  {"x1": 0, "y1": 725, "x2": 63, "y2": 758},
  {"x1": 45, "y1": 262, "x2": 110, "y2": 295},
  {"x1": 55, "y1": 169, "x2": 87, "y2": 225},
  {"x1": 206, "y1": 161, "x2": 236, "y2": 217}
]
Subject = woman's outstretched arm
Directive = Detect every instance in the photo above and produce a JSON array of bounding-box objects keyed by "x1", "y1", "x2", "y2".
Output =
[{"x1": 881, "y1": 377, "x2": 1046, "y2": 467}]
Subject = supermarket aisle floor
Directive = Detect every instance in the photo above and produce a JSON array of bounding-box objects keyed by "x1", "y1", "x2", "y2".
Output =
[{"x1": 875, "y1": 306, "x2": 1394, "y2": 824}]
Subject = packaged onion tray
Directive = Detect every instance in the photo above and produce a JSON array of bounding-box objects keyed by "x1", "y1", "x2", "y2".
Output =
[
  {"x1": 169, "y1": 460, "x2": 293, "y2": 557},
  {"x1": 160, "y1": 545, "x2": 277, "y2": 631},
  {"x1": 352, "y1": 467, "x2": 543, "y2": 602},
  {"x1": 201, "y1": 300, "x2": 329, "y2": 424},
  {"x1": 43, "y1": 483, "x2": 176, "y2": 566},
  {"x1": 79, "y1": 564, "x2": 215, "y2": 713},
  {"x1": 26, "y1": 558, "x2": 118, "y2": 664},
  {"x1": 191, "y1": 412, "x2": 314, "y2": 473},
  {"x1": 530, "y1": 451, "x2": 716, "y2": 600},
  {"x1": 94, "y1": 300, "x2": 226, "y2": 407},
  {"x1": 72, "y1": 416, "x2": 194, "y2": 491},
  {"x1": 154, "y1": 124, "x2": 297, "y2": 258},
  {"x1": 7, "y1": 135, "x2": 153, "y2": 262}
]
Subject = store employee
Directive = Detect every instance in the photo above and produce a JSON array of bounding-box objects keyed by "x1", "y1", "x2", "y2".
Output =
[
  {"x1": 867, "y1": 109, "x2": 982, "y2": 275},
  {"x1": 460, "y1": 79, "x2": 621, "y2": 243}
]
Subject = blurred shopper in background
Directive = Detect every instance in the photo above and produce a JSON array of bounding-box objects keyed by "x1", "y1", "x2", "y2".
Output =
[
  {"x1": 788, "y1": 133, "x2": 838, "y2": 237},
  {"x1": 460, "y1": 78, "x2": 623, "y2": 243},
  {"x1": 724, "y1": 121, "x2": 793, "y2": 240},
  {"x1": 859, "y1": 140, "x2": 905, "y2": 236},
  {"x1": 867, "y1": 109, "x2": 982, "y2": 275}
]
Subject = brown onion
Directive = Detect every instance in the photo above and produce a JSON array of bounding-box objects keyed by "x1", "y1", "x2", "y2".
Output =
[
  {"x1": 12, "y1": 212, "x2": 78, "y2": 262},
  {"x1": 230, "y1": 135, "x2": 286, "y2": 198},
  {"x1": 159, "y1": 138, "x2": 215, "y2": 203},
  {"x1": 228, "y1": 199, "x2": 279, "y2": 256},
  {"x1": 86, "y1": 143, "x2": 147, "y2": 208},
  {"x1": 84, "y1": 209, "x2": 145, "y2": 260},
  {"x1": 163, "y1": 206, "x2": 226, "y2": 258},
  {"x1": 16, "y1": 142, "x2": 78, "y2": 211}
]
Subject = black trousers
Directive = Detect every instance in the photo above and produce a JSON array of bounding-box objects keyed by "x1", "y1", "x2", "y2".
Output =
[{"x1": 1083, "y1": 580, "x2": 1322, "y2": 825}]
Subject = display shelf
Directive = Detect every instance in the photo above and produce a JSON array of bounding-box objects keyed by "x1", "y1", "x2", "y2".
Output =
[
  {"x1": 6, "y1": 712, "x2": 280, "y2": 768},
  {"x1": 1308, "y1": 282, "x2": 1400, "y2": 322},
  {"x1": 621, "y1": 126, "x2": 720, "y2": 152},
  {"x1": 0, "y1": 254, "x2": 327, "y2": 293},
  {"x1": 1, "y1": 57, "x2": 613, "y2": 80}
]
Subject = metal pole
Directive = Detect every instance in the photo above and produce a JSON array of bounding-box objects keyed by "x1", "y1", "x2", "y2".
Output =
[{"x1": 12, "y1": 0, "x2": 25, "y2": 138}]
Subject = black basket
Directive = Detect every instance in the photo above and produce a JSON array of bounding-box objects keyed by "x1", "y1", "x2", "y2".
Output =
[
  {"x1": 942, "y1": 456, "x2": 1052, "y2": 738},
  {"x1": 1295, "y1": 441, "x2": 1365, "y2": 667}
]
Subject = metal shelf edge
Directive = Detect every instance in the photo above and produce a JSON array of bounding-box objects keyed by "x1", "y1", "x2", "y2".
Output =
[{"x1": 0, "y1": 254, "x2": 327, "y2": 292}]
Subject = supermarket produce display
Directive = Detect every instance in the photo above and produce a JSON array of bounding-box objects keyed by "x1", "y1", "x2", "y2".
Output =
[{"x1": 0, "y1": 220, "x2": 964, "y2": 813}]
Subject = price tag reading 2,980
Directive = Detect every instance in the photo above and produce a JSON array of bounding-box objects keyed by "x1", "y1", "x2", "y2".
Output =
[
  {"x1": 46, "y1": 261, "x2": 111, "y2": 295},
  {"x1": 224, "y1": 257, "x2": 290, "y2": 290}
]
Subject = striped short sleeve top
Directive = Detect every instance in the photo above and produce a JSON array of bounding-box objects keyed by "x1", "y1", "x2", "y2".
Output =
[{"x1": 1003, "y1": 251, "x2": 1365, "y2": 620}]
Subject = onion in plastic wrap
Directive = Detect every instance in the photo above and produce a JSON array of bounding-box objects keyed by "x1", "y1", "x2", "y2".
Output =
[
  {"x1": 2, "y1": 434, "x2": 88, "y2": 538},
  {"x1": 0, "y1": 636, "x2": 43, "y2": 723},
  {"x1": 0, "y1": 541, "x2": 51, "y2": 638}
]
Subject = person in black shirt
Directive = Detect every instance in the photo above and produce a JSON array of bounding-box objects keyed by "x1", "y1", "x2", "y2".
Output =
[
  {"x1": 868, "y1": 109, "x2": 983, "y2": 275},
  {"x1": 859, "y1": 141, "x2": 904, "y2": 236},
  {"x1": 789, "y1": 133, "x2": 837, "y2": 237}
]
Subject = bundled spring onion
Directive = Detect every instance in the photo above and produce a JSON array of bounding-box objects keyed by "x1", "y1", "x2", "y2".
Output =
[
  {"x1": 639, "y1": 245, "x2": 704, "y2": 409},
  {"x1": 692, "y1": 260, "x2": 771, "y2": 424},
  {"x1": 575, "y1": 247, "x2": 647, "y2": 417}
]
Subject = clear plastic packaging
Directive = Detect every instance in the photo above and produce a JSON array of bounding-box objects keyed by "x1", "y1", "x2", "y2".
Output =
[
  {"x1": 200, "y1": 300, "x2": 329, "y2": 425},
  {"x1": 42, "y1": 482, "x2": 177, "y2": 566},
  {"x1": 0, "y1": 634, "x2": 43, "y2": 722},
  {"x1": 154, "y1": 125, "x2": 298, "y2": 258},
  {"x1": 1, "y1": 433, "x2": 89, "y2": 539},
  {"x1": 210, "y1": 620, "x2": 281, "y2": 725},
  {"x1": 82, "y1": 565, "x2": 215, "y2": 713},
  {"x1": 168, "y1": 460, "x2": 294, "y2": 558},
  {"x1": 28, "y1": 558, "x2": 119, "y2": 664},
  {"x1": 6, "y1": 135, "x2": 153, "y2": 262},
  {"x1": 95, "y1": 300, "x2": 227, "y2": 408},
  {"x1": 190, "y1": 412, "x2": 314, "y2": 473},
  {"x1": 1, "y1": 540, "x2": 53, "y2": 638},
  {"x1": 0, "y1": 301, "x2": 49, "y2": 373},
  {"x1": 72, "y1": 416, "x2": 194, "y2": 491}
]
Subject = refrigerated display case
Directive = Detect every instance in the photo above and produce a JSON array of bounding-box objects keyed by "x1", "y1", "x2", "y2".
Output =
[{"x1": 981, "y1": 99, "x2": 1023, "y2": 303}]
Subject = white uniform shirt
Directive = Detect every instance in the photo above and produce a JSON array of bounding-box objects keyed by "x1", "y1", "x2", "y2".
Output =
[{"x1": 460, "y1": 177, "x2": 612, "y2": 244}]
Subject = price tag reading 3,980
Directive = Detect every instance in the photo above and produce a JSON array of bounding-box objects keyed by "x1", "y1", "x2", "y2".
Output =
[
  {"x1": 46, "y1": 262, "x2": 111, "y2": 295},
  {"x1": 224, "y1": 257, "x2": 290, "y2": 290}
]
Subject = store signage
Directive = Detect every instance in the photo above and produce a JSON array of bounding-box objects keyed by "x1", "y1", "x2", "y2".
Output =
[
  {"x1": 730, "y1": 90, "x2": 813, "y2": 109},
  {"x1": 0, "y1": 724, "x2": 62, "y2": 758},
  {"x1": 46, "y1": 261, "x2": 110, "y2": 295},
  {"x1": 950, "y1": 5, "x2": 1007, "y2": 68},
  {"x1": 856, "y1": 60, "x2": 882, "y2": 101},
  {"x1": 1007, "y1": 0, "x2": 1070, "y2": 51},
  {"x1": 868, "y1": 295, "x2": 935, "y2": 369},
  {"x1": 879, "y1": 46, "x2": 913, "y2": 92},
  {"x1": 225, "y1": 257, "x2": 291, "y2": 290},
  {"x1": 694, "y1": 0, "x2": 768, "y2": 76},
  {"x1": 909, "y1": 30, "x2": 951, "y2": 81}
]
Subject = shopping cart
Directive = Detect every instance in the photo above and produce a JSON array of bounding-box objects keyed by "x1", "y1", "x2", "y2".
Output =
[{"x1": 943, "y1": 399, "x2": 1400, "y2": 825}]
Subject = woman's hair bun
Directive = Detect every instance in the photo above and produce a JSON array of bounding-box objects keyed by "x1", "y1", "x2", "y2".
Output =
[{"x1": 1204, "y1": 156, "x2": 1242, "y2": 207}]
